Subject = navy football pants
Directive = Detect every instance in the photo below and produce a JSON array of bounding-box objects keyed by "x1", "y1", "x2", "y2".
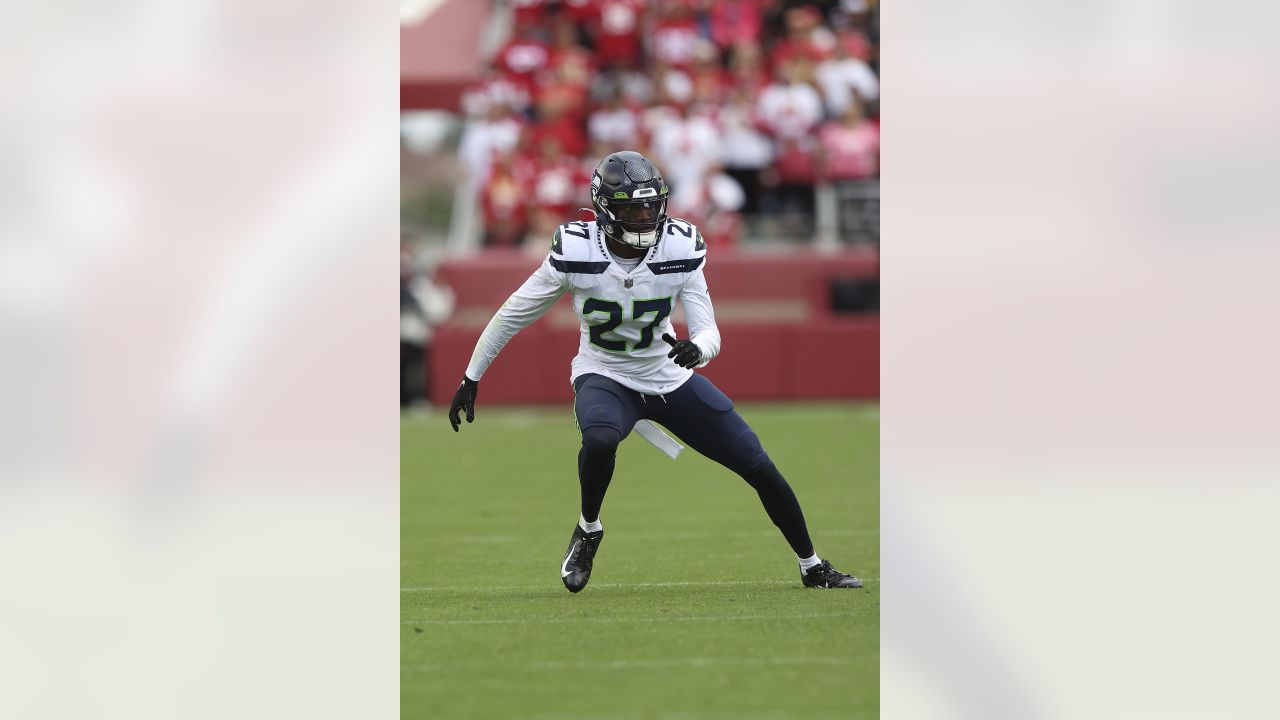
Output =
[{"x1": 573, "y1": 373, "x2": 815, "y2": 557}]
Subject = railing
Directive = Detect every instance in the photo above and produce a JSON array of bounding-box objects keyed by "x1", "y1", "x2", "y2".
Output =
[
  {"x1": 739, "y1": 179, "x2": 880, "y2": 250},
  {"x1": 832, "y1": 179, "x2": 881, "y2": 246}
]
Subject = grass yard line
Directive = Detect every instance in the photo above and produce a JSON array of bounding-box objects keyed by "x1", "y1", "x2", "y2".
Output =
[
  {"x1": 402, "y1": 577, "x2": 879, "y2": 591},
  {"x1": 531, "y1": 655, "x2": 849, "y2": 669},
  {"x1": 402, "y1": 655, "x2": 850, "y2": 673},
  {"x1": 401, "y1": 610, "x2": 871, "y2": 626}
]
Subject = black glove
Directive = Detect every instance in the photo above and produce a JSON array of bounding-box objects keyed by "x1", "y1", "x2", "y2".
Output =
[
  {"x1": 448, "y1": 377, "x2": 478, "y2": 432},
  {"x1": 662, "y1": 333, "x2": 702, "y2": 369}
]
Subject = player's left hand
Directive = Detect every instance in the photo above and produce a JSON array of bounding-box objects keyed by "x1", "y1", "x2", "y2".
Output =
[
  {"x1": 448, "y1": 377, "x2": 478, "y2": 432},
  {"x1": 662, "y1": 333, "x2": 702, "y2": 369}
]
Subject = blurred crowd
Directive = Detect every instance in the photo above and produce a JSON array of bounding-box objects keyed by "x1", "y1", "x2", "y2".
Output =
[
  {"x1": 458, "y1": 0, "x2": 880, "y2": 249},
  {"x1": 401, "y1": 237, "x2": 456, "y2": 407}
]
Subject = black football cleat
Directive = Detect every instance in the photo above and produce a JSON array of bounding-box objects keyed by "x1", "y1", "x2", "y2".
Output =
[
  {"x1": 560, "y1": 525, "x2": 604, "y2": 593},
  {"x1": 801, "y1": 560, "x2": 863, "y2": 589}
]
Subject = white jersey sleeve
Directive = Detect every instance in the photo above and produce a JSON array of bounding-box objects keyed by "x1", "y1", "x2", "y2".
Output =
[
  {"x1": 464, "y1": 256, "x2": 566, "y2": 381},
  {"x1": 679, "y1": 260, "x2": 720, "y2": 368}
]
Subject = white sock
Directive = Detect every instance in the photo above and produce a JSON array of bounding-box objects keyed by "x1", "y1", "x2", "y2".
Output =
[
  {"x1": 798, "y1": 553, "x2": 822, "y2": 573},
  {"x1": 578, "y1": 515, "x2": 602, "y2": 533}
]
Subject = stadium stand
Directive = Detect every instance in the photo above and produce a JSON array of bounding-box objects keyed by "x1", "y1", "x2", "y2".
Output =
[{"x1": 401, "y1": 0, "x2": 880, "y2": 405}]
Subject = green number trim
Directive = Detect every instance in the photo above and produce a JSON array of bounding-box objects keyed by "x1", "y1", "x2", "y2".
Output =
[
  {"x1": 630, "y1": 297, "x2": 673, "y2": 350},
  {"x1": 581, "y1": 297, "x2": 627, "y2": 353}
]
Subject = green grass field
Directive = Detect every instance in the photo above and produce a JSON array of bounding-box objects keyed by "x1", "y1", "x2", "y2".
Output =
[{"x1": 402, "y1": 403, "x2": 879, "y2": 720}]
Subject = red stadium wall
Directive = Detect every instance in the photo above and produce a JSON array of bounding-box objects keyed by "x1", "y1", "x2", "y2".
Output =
[
  {"x1": 401, "y1": 0, "x2": 491, "y2": 110},
  {"x1": 428, "y1": 250, "x2": 878, "y2": 404}
]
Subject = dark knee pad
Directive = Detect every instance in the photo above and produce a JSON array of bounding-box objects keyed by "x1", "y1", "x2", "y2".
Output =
[
  {"x1": 740, "y1": 454, "x2": 782, "y2": 489},
  {"x1": 581, "y1": 426, "x2": 622, "y2": 457}
]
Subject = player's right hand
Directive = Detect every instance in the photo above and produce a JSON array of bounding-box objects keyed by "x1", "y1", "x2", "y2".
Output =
[
  {"x1": 448, "y1": 377, "x2": 479, "y2": 432},
  {"x1": 662, "y1": 333, "x2": 703, "y2": 369}
]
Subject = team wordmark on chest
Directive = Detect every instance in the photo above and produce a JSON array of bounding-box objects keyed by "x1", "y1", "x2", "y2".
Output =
[{"x1": 646, "y1": 257, "x2": 705, "y2": 275}]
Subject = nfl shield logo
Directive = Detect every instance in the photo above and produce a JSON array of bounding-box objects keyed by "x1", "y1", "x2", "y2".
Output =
[{"x1": 624, "y1": 278, "x2": 633, "y2": 289}]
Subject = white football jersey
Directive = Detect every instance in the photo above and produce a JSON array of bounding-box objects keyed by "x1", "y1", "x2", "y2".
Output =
[{"x1": 465, "y1": 218, "x2": 721, "y2": 395}]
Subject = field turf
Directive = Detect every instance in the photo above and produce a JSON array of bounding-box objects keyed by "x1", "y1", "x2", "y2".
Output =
[{"x1": 402, "y1": 403, "x2": 879, "y2": 719}]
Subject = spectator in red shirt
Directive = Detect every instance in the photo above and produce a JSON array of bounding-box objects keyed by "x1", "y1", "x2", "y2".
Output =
[
  {"x1": 756, "y1": 59, "x2": 824, "y2": 143},
  {"x1": 509, "y1": 0, "x2": 549, "y2": 33},
  {"x1": 526, "y1": 135, "x2": 590, "y2": 246},
  {"x1": 532, "y1": 64, "x2": 590, "y2": 158},
  {"x1": 495, "y1": 24, "x2": 552, "y2": 96},
  {"x1": 769, "y1": 4, "x2": 835, "y2": 74},
  {"x1": 545, "y1": 17, "x2": 595, "y2": 91},
  {"x1": 688, "y1": 40, "x2": 730, "y2": 106},
  {"x1": 650, "y1": 60, "x2": 695, "y2": 107},
  {"x1": 458, "y1": 103, "x2": 526, "y2": 191},
  {"x1": 726, "y1": 40, "x2": 769, "y2": 95},
  {"x1": 460, "y1": 63, "x2": 532, "y2": 118},
  {"x1": 561, "y1": 0, "x2": 600, "y2": 27},
  {"x1": 708, "y1": 0, "x2": 764, "y2": 50},
  {"x1": 831, "y1": 3, "x2": 875, "y2": 63},
  {"x1": 592, "y1": 0, "x2": 647, "y2": 69},
  {"x1": 608, "y1": 56, "x2": 658, "y2": 106},
  {"x1": 668, "y1": 162, "x2": 746, "y2": 248},
  {"x1": 588, "y1": 87, "x2": 641, "y2": 148},
  {"x1": 719, "y1": 83, "x2": 775, "y2": 213},
  {"x1": 529, "y1": 50, "x2": 588, "y2": 155},
  {"x1": 650, "y1": 0, "x2": 703, "y2": 70},
  {"x1": 817, "y1": 98, "x2": 879, "y2": 181},
  {"x1": 481, "y1": 150, "x2": 532, "y2": 247},
  {"x1": 816, "y1": 29, "x2": 880, "y2": 119},
  {"x1": 757, "y1": 60, "x2": 823, "y2": 219},
  {"x1": 650, "y1": 101, "x2": 722, "y2": 200},
  {"x1": 527, "y1": 98, "x2": 588, "y2": 159}
]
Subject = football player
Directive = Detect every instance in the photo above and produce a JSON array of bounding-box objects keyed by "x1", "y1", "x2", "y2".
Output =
[{"x1": 449, "y1": 151, "x2": 862, "y2": 592}]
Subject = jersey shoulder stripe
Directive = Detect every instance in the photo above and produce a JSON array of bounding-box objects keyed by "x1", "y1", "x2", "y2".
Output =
[
  {"x1": 647, "y1": 256, "x2": 705, "y2": 275},
  {"x1": 646, "y1": 217, "x2": 704, "y2": 275},
  {"x1": 550, "y1": 257, "x2": 610, "y2": 274}
]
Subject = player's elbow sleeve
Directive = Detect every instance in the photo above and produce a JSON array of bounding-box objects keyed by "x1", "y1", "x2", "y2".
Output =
[{"x1": 693, "y1": 332, "x2": 720, "y2": 365}]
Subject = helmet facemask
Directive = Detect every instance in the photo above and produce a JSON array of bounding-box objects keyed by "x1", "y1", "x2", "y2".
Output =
[{"x1": 599, "y1": 197, "x2": 667, "y2": 249}]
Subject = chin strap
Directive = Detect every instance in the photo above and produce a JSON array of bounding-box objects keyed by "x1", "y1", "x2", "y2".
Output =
[{"x1": 621, "y1": 230, "x2": 658, "y2": 249}]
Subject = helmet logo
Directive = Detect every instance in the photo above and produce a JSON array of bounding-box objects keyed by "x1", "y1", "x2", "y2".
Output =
[
  {"x1": 632, "y1": 187, "x2": 658, "y2": 199},
  {"x1": 613, "y1": 191, "x2": 629, "y2": 199}
]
